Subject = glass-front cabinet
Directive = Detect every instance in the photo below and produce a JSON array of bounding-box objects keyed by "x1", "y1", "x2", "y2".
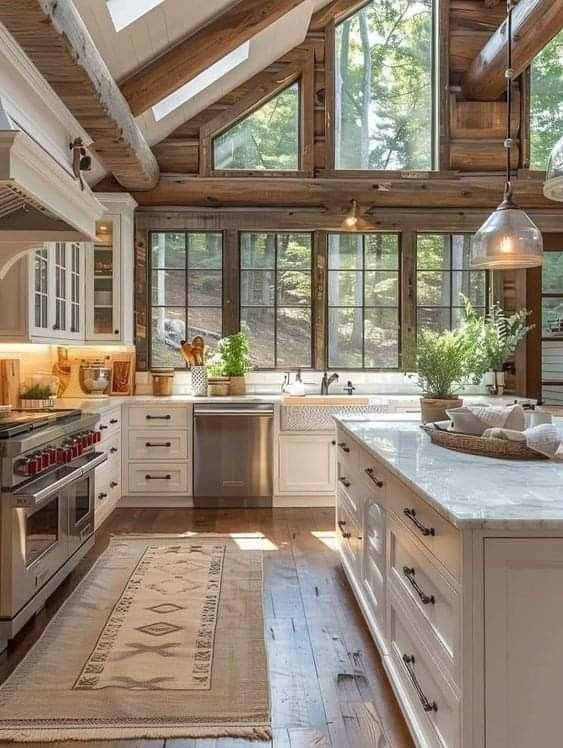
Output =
[{"x1": 86, "y1": 217, "x2": 121, "y2": 340}]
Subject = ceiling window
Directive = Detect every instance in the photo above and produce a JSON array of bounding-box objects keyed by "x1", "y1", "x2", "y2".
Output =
[
  {"x1": 416, "y1": 234, "x2": 487, "y2": 334},
  {"x1": 530, "y1": 30, "x2": 563, "y2": 170},
  {"x1": 106, "y1": 0, "x2": 164, "y2": 32},
  {"x1": 328, "y1": 234, "x2": 400, "y2": 369},
  {"x1": 213, "y1": 84, "x2": 300, "y2": 171},
  {"x1": 152, "y1": 42, "x2": 250, "y2": 122},
  {"x1": 150, "y1": 232, "x2": 223, "y2": 368},
  {"x1": 240, "y1": 233, "x2": 312, "y2": 369},
  {"x1": 335, "y1": 0, "x2": 434, "y2": 170}
]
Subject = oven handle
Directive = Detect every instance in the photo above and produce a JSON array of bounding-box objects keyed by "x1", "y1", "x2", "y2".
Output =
[{"x1": 11, "y1": 452, "x2": 107, "y2": 508}]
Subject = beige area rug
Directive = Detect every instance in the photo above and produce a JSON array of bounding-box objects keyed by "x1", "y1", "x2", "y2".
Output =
[{"x1": 0, "y1": 536, "x2": 271, "y2": 742}]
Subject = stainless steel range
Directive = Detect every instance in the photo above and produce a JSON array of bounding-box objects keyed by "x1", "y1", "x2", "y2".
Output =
[{"x1": 0, "y1": 409, "x2": 106, "y2": 651}]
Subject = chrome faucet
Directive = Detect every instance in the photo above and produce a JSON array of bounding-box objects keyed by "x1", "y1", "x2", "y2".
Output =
[{"x1": 321, "y1": 371, "x2": 339, "y2": 395}]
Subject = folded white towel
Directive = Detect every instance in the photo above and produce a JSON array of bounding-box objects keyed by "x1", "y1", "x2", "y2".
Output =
[
  {"x1": 482, "y1": 423, "x2": 561, "y2": 458},
  {"x1": 447, "y1": 404, "x2": 526, "y2": 436}
]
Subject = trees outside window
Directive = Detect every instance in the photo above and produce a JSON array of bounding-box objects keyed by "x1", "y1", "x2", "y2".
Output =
[
  {"x1": 335, "y1": 0, "x2": 434, "y2": 170},
  {"x1": 213, "y1": 84, "x2": 300, "y2": 171},
  {"x1": 530, "y1": 30, "x2": 563, "y2": 171}
]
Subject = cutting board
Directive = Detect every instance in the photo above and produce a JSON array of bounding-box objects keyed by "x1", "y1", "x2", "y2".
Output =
[{"x1": 0, "y1": 359, "x2": 20, "y2": 407}]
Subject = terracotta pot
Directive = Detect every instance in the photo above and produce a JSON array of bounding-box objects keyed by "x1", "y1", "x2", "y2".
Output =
[
  {"x1": 207, "y1": 377, "x2": 230, "y2": 396},
  {"x1": 229, "y1": 376, "x2": 247, "y2": 396},
  {"x1": 420, "y1": 397, "x2": 463, "y2": 424}
]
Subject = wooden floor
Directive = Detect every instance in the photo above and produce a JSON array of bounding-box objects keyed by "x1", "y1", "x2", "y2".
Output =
[{"x1": 0, "y1": 508, "x2": 413, "y2": 748}]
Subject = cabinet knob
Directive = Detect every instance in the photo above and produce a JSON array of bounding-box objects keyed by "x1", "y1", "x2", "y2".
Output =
[
  {"x1": 98, "y1": 492, "x2": 108, "y2": 500},
  {"x1": 114, "y1": 330, "x2": 119, "y2": 335},
  {"x1": 110, "y1": 447, "x2": 118, "y2": 454},
  {"x1": 110, "y1": 481, "x2": 118, "y2": 488}
]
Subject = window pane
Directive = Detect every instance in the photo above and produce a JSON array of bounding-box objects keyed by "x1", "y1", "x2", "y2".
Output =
[
  {"x1": 213, "y1": 84, "x2": 299, "y2": 171},
  {"x1": 151, "y1": 308, "x2": 186, "y2": 367},
  {"x1": 365, "y1": 234, "x2": 400, "y2": 270},
  {"x1": 241, "y1": 307, "x2": 275, "y2": 368},
  {"x1": 530, "y1": 30, "x2": 563, "y2": 170},
  {"x1": 543, "y1": 252, "x2": 563, "y2": 293},
  {"x1": 365, "y1": 271, "x2": 399, "y2": 307},
  {"x1": 187, "y1": 271, "x2": 222, "y2": 307},
  {"x1": 417, "y1": 307, "x2": 450, "y2": 334},
  {"x1": 543, "y1": 299, "x2": 563, "y2": 337},
  {"x1": 241, "y1": 233, "x2": 275, "y2": 269},
  {"x1": 328, "y1": 307, "x2": 363, "y2": 367},
  {"x1": 277, "y1": 309, "x2": 312, "y2": 368},
  {"x1": 452, "y1": 306, "x2": 484, "y2": 330},
  {"x1": 151, "y1": 232, "x2": 186, "y2": 268},
  {"x1": 188, "y1": 233, "x2": 222, "y2": 269},
  {"x1": 451, "y1": 271, "x2": 486, "y2": 308},
  {"x1": 241, "y1": 271, "x2": 275, "y2": 306},
  {"x1": 328, "y1": 271, "x2": 364, "y2": 307},
  {"x1": 417, "y1": 271, "x2": 451, "y2": 306},
  {"x1": 451, "y1": 234, "x2": 472, "y2": 270},
  {"x1": 188, "y1": 308, "x2": 222, "y2": 346},
  {"x1": 417, "y1": 235, "x2": 450, "y2": 270},
  {"x1": 151, "y1": 270, "x2": 185, "y2": 306},
  {"x1": 278, "y1": 271, "x2": 311, "y2": 306},
  {"x1": 328, "y1": 234, "x2": 363, "y2": 270},
  {"x1": 335, "y1": 0, "x2": 433, "y2": 170},
  {"x1": 365, "y1": 309, "x2": 399, "y2": 368},
  {"x1": 277, "y1": 234, "x2": 312, "y2": 269}
]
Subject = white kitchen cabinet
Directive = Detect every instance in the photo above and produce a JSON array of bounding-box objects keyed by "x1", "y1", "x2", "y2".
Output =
[
  {"x1": 278, "y1": 433, "x2": 336, "y2": 494},
  {"x1": 85, "y1": 193, "x2": 136, "y2": 345},
  {"x1": 94, "y1": 405, "x2": 122, "y2": 529}
]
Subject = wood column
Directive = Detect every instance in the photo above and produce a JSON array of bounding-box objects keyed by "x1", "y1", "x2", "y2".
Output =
[
  {"x1": 400, "y1": 231, "x2": 417, "y2": 371},
  {"x1": 223, "y1": 230, "x2": 241, "y2": 336},
  {"x1": 313, "y1": 231, "x2": 328, "y2": 370}
]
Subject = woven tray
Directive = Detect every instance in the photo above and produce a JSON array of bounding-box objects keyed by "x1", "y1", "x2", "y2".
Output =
[{"x1": 421, "y1": 424, "x2": 548, "y2": 460}]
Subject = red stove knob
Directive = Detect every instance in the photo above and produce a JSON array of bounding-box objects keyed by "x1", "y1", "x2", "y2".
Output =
[
  {"x1": 81, "y1": 434, "x2": 89, "y2": 449},
  {"x1": 87, "y1": 431, "x2": 94, "y2": 446},
  {"x1": 94, "y1": 431, "x2": 101, "y2": 444},
  {"x1": 40, "y1": 451, "x2": 50, "y2": 469},
  {"x1": 48, "y1": 448, "x2": 57, "y2": 466}
]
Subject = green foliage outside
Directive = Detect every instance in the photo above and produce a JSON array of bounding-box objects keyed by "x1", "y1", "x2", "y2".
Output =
[
  {"x1": 213, "y1": 85, "x2": 299, "y2": 171},
  {"x1": 530, "y1": 29, "x2": 563, "y2": 171},
  {"x1": 335, "y1": 0, "x2": 433, "y2": 170}
]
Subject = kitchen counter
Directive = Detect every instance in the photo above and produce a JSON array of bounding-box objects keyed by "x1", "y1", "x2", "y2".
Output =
[{"x1": 334, "y1": 416, "x2": 563, "y2": 530}]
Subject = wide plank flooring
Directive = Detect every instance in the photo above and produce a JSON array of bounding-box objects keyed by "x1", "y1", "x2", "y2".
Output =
[{"x1": 0, "y1": 508, "x2": 413, "y2": 748}]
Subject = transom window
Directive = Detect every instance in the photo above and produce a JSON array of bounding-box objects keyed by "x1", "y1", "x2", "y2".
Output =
[
  {"x1": 335, "y1": 0, "x2": 434, "y2": 170},
  {"x1": 240, "y1": 233, "x2": 313, "y2": 369},
  {"x1": 416, "y1": 234, "x2": 487, "y2": 333},
  {"x1": 150, "y1": 232, "x2": 223, "y2": 368},
  {"x1": 328, "y1": 234, "x2": 400, "y2": 368}
]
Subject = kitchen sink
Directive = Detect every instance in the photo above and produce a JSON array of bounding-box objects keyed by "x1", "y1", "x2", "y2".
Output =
[{"x1": 281, "y1": 395, "x2": 371, "y2": 406}]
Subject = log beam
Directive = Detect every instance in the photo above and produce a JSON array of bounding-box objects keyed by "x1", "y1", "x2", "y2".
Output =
[
  {"x1": 463, "y1": 0, "x2": 563, "y2": 101},
  {"x1": 0, "y1": 0, "x2": 159, "y2": 190},
  {"x1": 120, "y1": 0, "x2": 309, "y2": 117}
]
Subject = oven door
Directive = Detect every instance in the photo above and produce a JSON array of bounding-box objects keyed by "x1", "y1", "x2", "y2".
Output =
[{"x1": 67, "y1": 469, "x2": 96, "y2": 555}]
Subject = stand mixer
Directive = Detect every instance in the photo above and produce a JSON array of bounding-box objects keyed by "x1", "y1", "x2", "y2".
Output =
[{"x1": 54, "y1": 349, "x2": 112, "y2": 399}]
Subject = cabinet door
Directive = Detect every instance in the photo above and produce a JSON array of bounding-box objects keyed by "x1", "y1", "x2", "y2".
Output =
[
  {"x1": 29, "y1": 247, "x2": 50, "y2": 338},
  {"x1": 87, "y1": 216, "x2": 121, "y2": 341},
  {"x1": 485, "y1": 538, "x2": 563, "y2": 748},
  {"x1": 363, "y1": 499, "x2": 386, "y2": 633},
  {"x1": 278, "y1": 434, "x2": 336, "y2": 494}
]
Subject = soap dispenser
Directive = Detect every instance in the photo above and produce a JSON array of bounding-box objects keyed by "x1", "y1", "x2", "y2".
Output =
[{"x1": 288, "y1": 368, "x2": 305, "y2": 397}]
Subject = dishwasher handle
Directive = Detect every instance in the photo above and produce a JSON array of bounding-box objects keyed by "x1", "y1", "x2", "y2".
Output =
[{"x1": 194, "y1": 409, "x2": 273, "y2": 417}]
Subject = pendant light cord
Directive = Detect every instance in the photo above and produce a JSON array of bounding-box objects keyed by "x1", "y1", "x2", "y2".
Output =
[{"x1": 505, "y1": 0, "x2": 514, "y2": 202}]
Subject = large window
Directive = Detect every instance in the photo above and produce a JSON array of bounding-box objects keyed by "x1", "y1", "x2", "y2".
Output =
[
  {"x1": 542, "y1": 251, "x2": 563, "y2": 337},
  {"x1": 213, "y1": 84, "x2": 300, "y2": 171},
  {"x1": 150, "y1": 232, "x2": 223, "y2": 367},
  {"x1": 416, "y1": 234, "x2": 486, "y2": 333},
  {"x1": 240, "y1": 233, "x2": 312, "y2": 369},
  {"x1": 328, "y1": 234, "x2": 400, "y2": 368},
  {"x1": 530, "y1": 30, "x2": 563, "y2": 171},
  {"x1": 335, "y1": 0, "x2": 434, "y2": 170}
]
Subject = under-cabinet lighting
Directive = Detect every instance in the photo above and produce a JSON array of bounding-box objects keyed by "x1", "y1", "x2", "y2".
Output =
[
  {"x1": 106, "y1": 0, "x2": 165, "y2": 32},
  {"x1": 152, "y1": 41, "x2": 250, "y2": 122}
]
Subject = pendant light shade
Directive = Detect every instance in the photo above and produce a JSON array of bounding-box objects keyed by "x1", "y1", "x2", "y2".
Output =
[
  {"x1": 471, "y1": 196, "x2": 544, "y2": 269},
  {"x1": 543, "y1": 134, "x2": 563, "y2": 201}
]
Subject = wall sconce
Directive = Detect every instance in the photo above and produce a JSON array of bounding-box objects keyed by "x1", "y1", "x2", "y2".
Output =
[
  {"x1": 70, "y1": 137, "x2": 92, "y2": 191},
  {"x1": 344, "y1": 199, "x2": 359, "y2": 228}
]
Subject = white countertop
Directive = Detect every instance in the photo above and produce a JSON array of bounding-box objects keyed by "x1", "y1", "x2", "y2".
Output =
[{"x1": 334, "y1": 417, "x2": 563, "y2": 531}]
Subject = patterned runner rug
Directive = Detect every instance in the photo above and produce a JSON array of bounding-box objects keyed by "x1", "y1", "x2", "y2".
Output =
[{"x1": 0, "y1": 536, "x2": 271, "y2": 742}]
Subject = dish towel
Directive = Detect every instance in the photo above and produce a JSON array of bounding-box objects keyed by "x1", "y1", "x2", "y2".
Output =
[
  {"x1": 482, "y1": 423, "x2": 561, "y2": 459},
  {"x1": 446, "y1": 403, "x2": 526, "y2": 435}
]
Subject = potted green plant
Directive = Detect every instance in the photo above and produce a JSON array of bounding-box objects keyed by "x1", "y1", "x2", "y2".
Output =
[
  {"x1": 206, "y1": 352, "x2": 230, "y2": 397},
  {"x1": 415, "y1": 329, "x2": 470, "y2": 423},
  {"x1": 214, "y1": 333, "x2": 252, "y2": 396},
  {"x1": 20, "y1": 384, "x2": 56, "y2": 410}
]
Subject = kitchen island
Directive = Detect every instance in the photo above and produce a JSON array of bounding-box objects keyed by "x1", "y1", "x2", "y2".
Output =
[{"x1": 333, "y1": 416, "x2": 563, "y2": 748}]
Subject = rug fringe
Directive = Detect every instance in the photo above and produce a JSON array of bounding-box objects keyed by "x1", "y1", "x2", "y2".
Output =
[{"x1": 0, "y1": 725, "x2": 272, "y2": 742}]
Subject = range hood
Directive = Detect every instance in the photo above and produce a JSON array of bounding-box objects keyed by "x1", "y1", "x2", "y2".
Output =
[{"x1": 0, "y1": 102, "x2": 105, "y2": 279}]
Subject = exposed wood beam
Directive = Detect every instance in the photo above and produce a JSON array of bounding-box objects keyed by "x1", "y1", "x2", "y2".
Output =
[
  {"x1": 463, "y1": 0, "x2": 563, "y2": 100},
  {"x1": 309, "y1": 0, "x2": 370, "y2": 31},
  {"x1": 0, "y1": 0, "x2": 159, "y2": 190},
  {"x1": 120, "y1": 0, "x2": 309, "y2": 117},
  {"x1": 131, "y1": 174, "x2": 554, "y2": 210}
]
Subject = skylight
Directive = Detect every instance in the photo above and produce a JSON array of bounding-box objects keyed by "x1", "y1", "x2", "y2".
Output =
[
  {"x1": 106, "y1": 0, "x2": 165, "y2": 33},
  {"x1": 152, "y1": 41, "x2": 250, "y2": 122}
]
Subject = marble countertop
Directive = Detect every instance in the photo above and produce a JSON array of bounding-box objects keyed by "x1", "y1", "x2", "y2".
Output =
[{"x1": 334, "y1": 417, "x2": 563, "y2": 530}]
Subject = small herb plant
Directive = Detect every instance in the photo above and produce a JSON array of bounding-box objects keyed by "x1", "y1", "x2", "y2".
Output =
[
  {"x1": 209, "y1": 333, "x2": 252, "y2": 378},
  {"x1": 415, "y1": 329, "x2": 470, "y2": 399},
  {"x1": 21, "y1": 384, "x2": 54, "y2": 400}
]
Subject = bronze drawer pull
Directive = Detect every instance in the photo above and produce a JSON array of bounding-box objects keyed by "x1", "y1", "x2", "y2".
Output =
[
  {"x1": 403, "y1": 508, "x2": 435, "y2": 537},
  {"x1": 145, "y1": 474, "x2": 172, "y2": 480},
  {"x1": 146, "y1": 414, "x2": 171, "y2": 420},
  {"x1": 403, "y1": 566, "x2": 435, "y2": 605},
  {"x1": 145, "y1": 442, "x2": 172, "y2": 448},
  {"x1": 338, "y1": 442, "x2": 350, "y2": 453},
  {"x1": 339, "y1": 476, "x2": 351, "y2": 488},
  {"x1": 337, "y1": 520, "x2": 351, "y2": 539},
  {"x1": 364, "y1": 468, "x2": 384, "y2": 488},
  {"x1": 110, "y1": 418, "x2": 118, "y2": 425},
  {"x1": 110, "y1": 481, "x2": 119, "y2": 489},
  {"x1": 99, "y1": 424, "x2": 108, "y2": 430},
  {"x1": 402, "y1": 654, "x2": 437, "y2": 713},
  {"x1": 98, "y1": 492, "x2": 108, "y2": 500},
  {"x1": 110, "y1": 447, "x2": 118, "y2": 454}
]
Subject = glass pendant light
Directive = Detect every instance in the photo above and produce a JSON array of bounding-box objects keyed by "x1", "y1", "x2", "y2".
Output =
[
  {"x1": 544, "y1": 134, "x2": 563, "y2": 201},
  {"x1": 471, "y1": 0, "x2": 543, "y2": 269}
]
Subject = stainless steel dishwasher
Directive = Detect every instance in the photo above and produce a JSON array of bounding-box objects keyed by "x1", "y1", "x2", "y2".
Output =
[{"x1": 193, "y1": 401, "x2": 273, "y2": 508}]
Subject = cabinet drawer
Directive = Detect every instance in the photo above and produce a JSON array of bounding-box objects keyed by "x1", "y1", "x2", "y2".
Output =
[
  {"x1": 128, "y1": 406, "x2": 189, "y2": 429},
  {"x1": 96, "y1": 459, "x2": 121, "y2": 507},
  {"x1": 102, "y1": 433, "x2": 121, "y2": 464},
  {"x1": 336, "y1": 486, "x2": 362, "y2": 573},
  {"x1": 357, "y1": 450, "x2": 387, "y2": 501},
  {"x1": 388, "y1": 590, "x2": 460, "y2": 748},
  {"x1": 387, "y1": 475, "x2": 460, "y2": 580},
  {"x1": 96, "y1": 407, "x2": 122, "y2": 441},
  {"x1": 388, "y1": 516, "x2": 460, "y2": 682},
  {"x1": 128, "y1": 462, "x2": 189, "y2": 494},
  {"x1": 128, "y1": 430, "x2": 189, "y2": 461}
]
